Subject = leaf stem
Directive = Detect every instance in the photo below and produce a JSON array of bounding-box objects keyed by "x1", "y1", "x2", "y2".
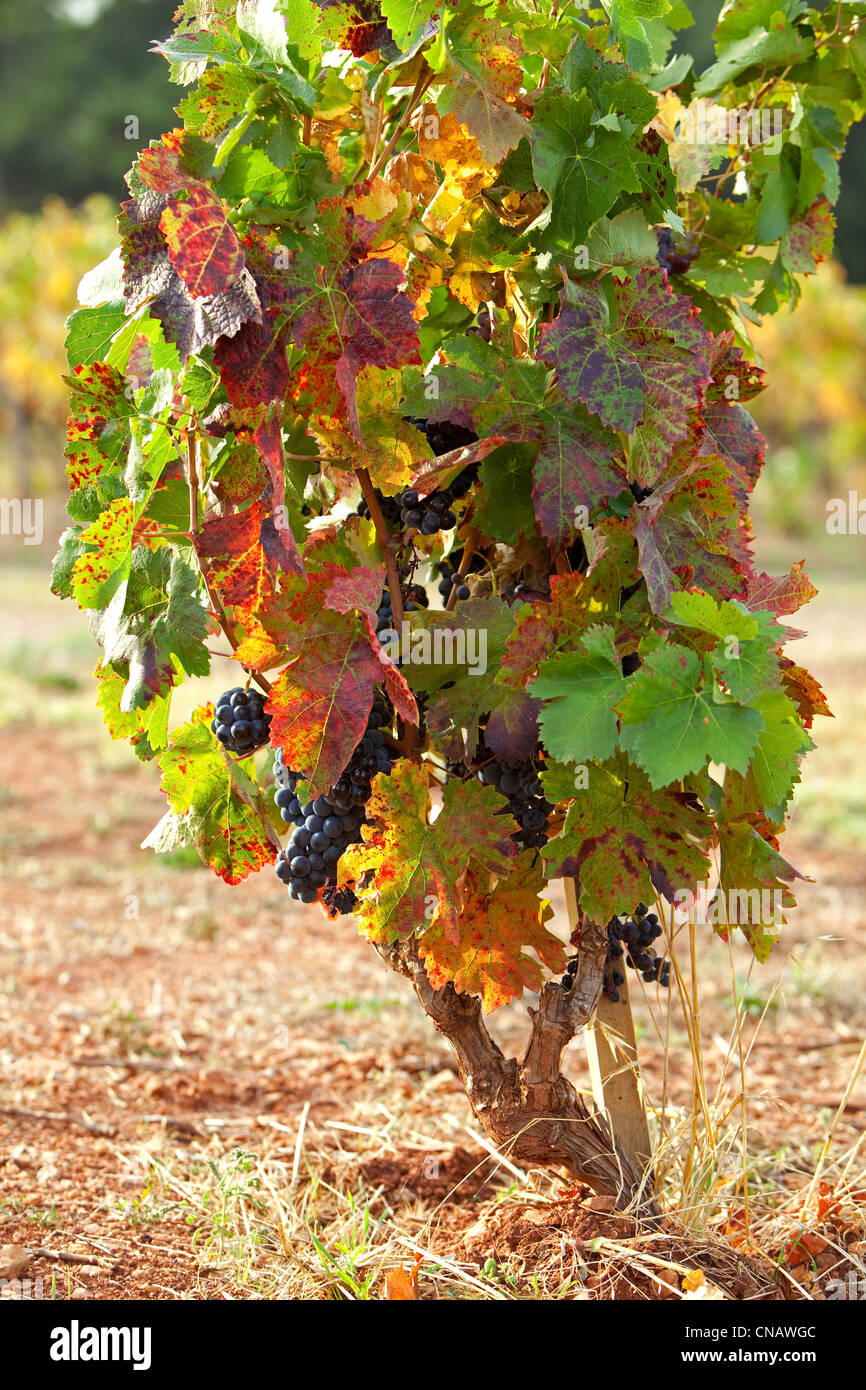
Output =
[{"x1": 368, "y1": 69, "x2": 433, "y2": 180}]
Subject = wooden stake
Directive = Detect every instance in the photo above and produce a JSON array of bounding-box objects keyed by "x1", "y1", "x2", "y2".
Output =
[{"x1": 564, "y1": 879, "x2": 653, "y2": 1172}]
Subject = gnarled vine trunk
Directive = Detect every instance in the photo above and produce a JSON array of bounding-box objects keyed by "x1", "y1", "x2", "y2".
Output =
[{"x1": 377, "y1": 918, "x2": 659, "y2": 1218}]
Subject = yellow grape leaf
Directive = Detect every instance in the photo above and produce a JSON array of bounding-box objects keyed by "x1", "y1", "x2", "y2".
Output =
[{"x1": 419, "y1": 854, "x2": 566, "y2": 1012}]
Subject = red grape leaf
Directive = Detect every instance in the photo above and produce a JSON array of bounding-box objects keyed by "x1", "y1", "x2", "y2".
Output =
[
  {"x1": 780, "y1": 659, "x2": 832, "y2": 727},
  {"x1": 419, "y1": 855, "x2": 566, "y2": 1012},
  {"x1": 781, "y1": 197, "x2": 835, "y2": 275},
  {"x1": 742, "y1": 562, "x2": 817, "y2": 617},
  {"x1": 261, "y1": 566, "x2": 417, "y2": 793},
  {"x1": 119, "y1": 193, "x2": 261, "y2": 362},
  {"x1": 296, "y1": 256, "x2": 422, "y2": 438},
  {"x1": 160, "y1": 185, "x2": 245, "y2": 298},
  {"x1": 630, "y1": 455, "x2": 746, "y2": 615},
  {"x1": 341, "y1": 761, "x2": 517, "y2": 944},
  {"x1": 706, "y1": 332, "x2": 766, "y2": 404},
  {"x1": 542, "y1": 754, "x2": 710, "y2": 923},
  {"x1": 213, "y1": 234, "x2": 295, "y2": 409},
  {"x1": 195, "y1": 500, "x2": 301, "y2": 617},
  {"x1": 531, "y1": 408, "x2": 627, "y2": 547},
  {"x1": 154, "y1": 709, "x2": 279, "y2": 884},
  {"x1": 252, "y1": 416, "x2": 304, "y2": 575}
]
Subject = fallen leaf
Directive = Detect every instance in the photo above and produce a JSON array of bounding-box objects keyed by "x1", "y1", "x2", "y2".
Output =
[{"x1": 383, "y1": 1254, "x2": 422, "y2": 1300}]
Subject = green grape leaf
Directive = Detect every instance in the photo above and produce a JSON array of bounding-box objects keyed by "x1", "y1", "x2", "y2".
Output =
[
  {"x1": 748, "y1": 689, "x2": 814, "y2": 815},
  {"x1": 531, "y1": 624, "x2": 624, "y2": 765},
  {"x1": 617, "y1": 640, "x2": 764, "y2": 785},
  {"x1": 154, "y1": 709, "x2": 279, "y2": 883},
  {"x1": 91, "y1": 549, "x2": 210, "y2": 710}
]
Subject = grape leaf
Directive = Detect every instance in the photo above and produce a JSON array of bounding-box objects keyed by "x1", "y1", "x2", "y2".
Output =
[
  {"x1": 90, "y1": 549, "x2": 210, "y2": 710},
  {"x1": 668, "y1": 590, "x2": 784, "y2": 703},
  {"x1": 71, "y1": 498, "x2": 135, "y2": 610},
  {"x1": 715, "y1": 816, "x2": 804, "y2": 961},
  {"x1": 781, "y1": 197, "x2": 835, "y2": 274},
  {"x1": 155, "y1": 710, "x2": 279, "y2": 883},
  {"x1": 630, "y1": 454, "x2": 746, "y2": 615},
  {"x1": 262, "y1": 566, "x2": 417, "y2": 794},
  {"x1": 160, "y1": 185, "x2": 245, "y2": 298},
  {"x1": 530, "y1": 624, "x2": 624, "y2": 765},
  {"x1": 195, "y1": 500, "x2": 299, "y2": 618},
  {"x1": 296, "y1": 256, "x2": 422, "y2": 438},
  {"x1": 531, "y1": 404, "x2": 627, "y2": 546},
  {"x1": 341, "y1": 761, "x2": 517, "y2": 944},
  {"x1": 542, "y1": 754, "x2": 710, "y2": 923},
  {"x1": 537, "y1": 271, "x2": 712, "y2": 474},
  {"x1": 742, "y1": 562, "x2": 817, "y2": 617},
  {"x1": 529, "y1": 90, "x2": 641, "y2": 247},
  {"x1": 119, "y1": 187, "x2": 261, "y2": 363},
  {"x1": 748, "y1": 689, "x2": 813, "y2": 816},
  {"x1": 617, "y1": 640, "x2": 764, "y2": 785},
  {"x1": 64, "y1": 361, "x2": 133, "y2": 491},
  {"x1": 419, "y1": 855, "x2": 565, "y2": 1012},
  {"x1": 94, "y1": 661, "x2": 171, "y2": 758}
]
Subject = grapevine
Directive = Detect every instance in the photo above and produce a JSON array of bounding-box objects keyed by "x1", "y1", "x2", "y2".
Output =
[{"x1": 52, "y1": 0, "x2": 863, "y2": 1208}]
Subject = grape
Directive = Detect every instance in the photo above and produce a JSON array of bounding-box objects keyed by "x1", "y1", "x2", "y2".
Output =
[
  {"x1": 656, "y1": 225, "x2": 700, "y2": 276},
  {"x1": 273, "y1": 699, "x2": 394, "y2": 912},
  {"x1": 453, "y1": 735, "x2": 551, "y2": 852},
  {"x1": 602, "y1": 902, "x2": 670, "y2": 1001},
  {"x1": 211, "y1": 686, "x2": 271, "y2": 757}
]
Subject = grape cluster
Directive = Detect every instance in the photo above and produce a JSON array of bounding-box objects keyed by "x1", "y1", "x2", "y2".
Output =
[
  {"x1": 273, "y1": 697, "x2": 392, "y2": 912},
  {"x1": 212, "y1": 686, "x2": 271, "y2": 756},
  {"x1": 376, "y1": 582, "x2": 428, "y2": 636},
  {"x1": 355, "y1": 419, "x2": 480, "y2": 538},
  {"x1": 437, "y1": 547, "x2": 485, "y2": 603},
  {"x1": 476, "y1": 746, "x2": 552, "y2": 851},
  {"x1": 602, "y1": 903, "x2": 670, "y2": 1002},
  {"x1": 656, "y1": 226, "x2": 700, "y2": 276}
]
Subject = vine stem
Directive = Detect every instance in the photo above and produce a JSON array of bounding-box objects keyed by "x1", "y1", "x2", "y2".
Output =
[
  {"x1": 356, "y1": 467, "x2": 421, "y2": 757},
  {"x1": 445, "y1": 529, "x2": 479, "y2": 612},
  {"x1": 356, "y1": 468, "x2": 405, "y2": 630},
  {"x1": 368, "y1": 69, "x2": 433, "y2": 180},
  {"x1": 184, "y1": 426, "x2": 272, "y2": 697}
]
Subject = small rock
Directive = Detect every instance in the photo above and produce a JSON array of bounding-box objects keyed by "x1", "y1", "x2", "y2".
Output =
[
  {"x1": 0, "y1": 1246, "x2": 32, "y2": 1280},
  {"x1": 71, "y1": 1286, "x2": 88, "y2": 1300}
]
